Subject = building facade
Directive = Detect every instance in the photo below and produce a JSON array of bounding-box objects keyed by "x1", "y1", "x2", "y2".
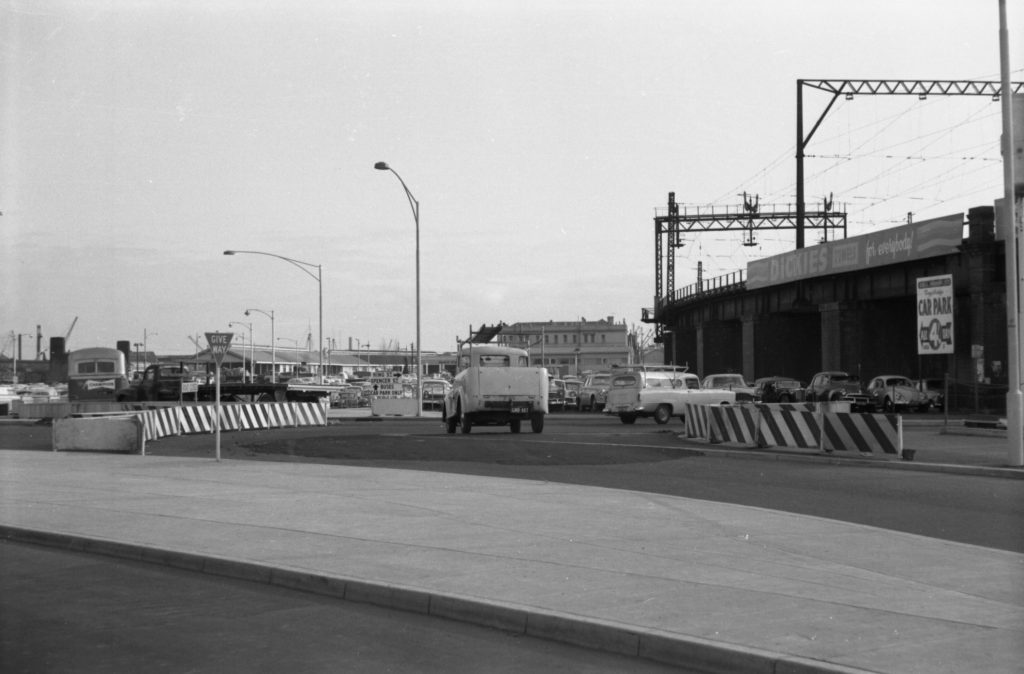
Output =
[{"x1": 496, "y1": 316, "x2": 632, "y2": 376}]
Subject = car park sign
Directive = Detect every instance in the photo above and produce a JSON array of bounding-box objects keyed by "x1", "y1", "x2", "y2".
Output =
[{"x1": 917, "y1": 275, "x2": 954, "y2": 355}]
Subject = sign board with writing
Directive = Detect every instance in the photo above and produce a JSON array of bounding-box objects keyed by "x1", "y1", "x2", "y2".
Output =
[
  {"x1": 747, "y1": 214, "x2": 963, "y2": 290},
  {"x1": 368, "y1": 372, "x2": 405, "y2": 399},
  {"x1": 205, "y1": 332, "x2": 234, "y2": 366},
  {"x1": 916, "y1": 274, "x2": 954, "y2": 355}
]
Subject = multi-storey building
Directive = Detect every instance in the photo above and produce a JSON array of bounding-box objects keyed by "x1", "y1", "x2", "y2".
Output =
[{"x1": 496, "y1": 316, "x2": 632, "y2": 377}]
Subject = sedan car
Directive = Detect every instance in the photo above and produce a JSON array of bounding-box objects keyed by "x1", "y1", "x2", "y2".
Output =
[
  {"x1": 563, "y1": 379, "x2": 582, "y2": 410},
  {"x1": 421, "y1": 378, "x2": 451, "y2": 411},
  {"x1": 579, "y1": 372, "x2": 613, "y2": 412},
  {"x1": 915, "y1": 378, "x2": 945, "y2": 411},
  {"x1": 548, "y1": 378, "x2": 567, "y2": 412},
  {"x1": 866, "y1": 375, "x2": 930, "y2": 413},
  {"x1": 753, "y1": 376, "x2": 805, "y2": 403}
]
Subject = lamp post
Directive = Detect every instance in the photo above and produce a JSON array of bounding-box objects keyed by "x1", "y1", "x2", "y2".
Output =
[
  {"x1": 228, "y1": 321, "x2": 254, "y2": 383},
  {"x1": 224, "y1": 250, "x2": 323, "y2": 384},
  {"x1": 374, "y1": 161, "x2": 422, "y2": 416},
  {"x1": 133, "y1": 342, "x2": 142, "y2": 376},
  {"x1": 143, "y1": 329, "x2": 157, "y2": 370},
  {"x1": 245, "y1": 308, "x2": 275, "y2": 383}
]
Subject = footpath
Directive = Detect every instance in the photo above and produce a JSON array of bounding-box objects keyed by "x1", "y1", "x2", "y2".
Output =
[{"x1": 1, "y1": 414, "x2": 1022, "y2": 673}]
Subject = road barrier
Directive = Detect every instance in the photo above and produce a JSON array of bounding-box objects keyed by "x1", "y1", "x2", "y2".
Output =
[
  {"x1": 822, "y1": 411, "x2": 901, "y2": 455},
  {"x1": 48, "y1": 401, "x2": 329, "y2": 452},
  {"x1": 756, "y1": 404, "x2": 820, "y2": 449},
  {"x1": 691, "y1": 402, "x2": 901, "y2": 457},
  {"x1": 707, "y1": 405, "x2": 759, "y2": 445},
  {"x1": 682, "y1": 403, "x2": 712, "y2": 439},
  {"x1": 53, "y1": 415, "x2": 145, "y2": 453}
]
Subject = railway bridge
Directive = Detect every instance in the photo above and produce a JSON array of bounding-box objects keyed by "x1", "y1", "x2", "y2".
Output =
[{"x1": 644, "y1": 206, "x2": 1010, "y2": 400}]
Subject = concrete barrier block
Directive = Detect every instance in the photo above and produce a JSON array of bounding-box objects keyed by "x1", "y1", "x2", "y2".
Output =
[
  {"x1": 370, "y1": 398, "x2": 419, "y2": 416},
  {"x1": 52, "y1": 415, "x2": 145, "y2": 453}
]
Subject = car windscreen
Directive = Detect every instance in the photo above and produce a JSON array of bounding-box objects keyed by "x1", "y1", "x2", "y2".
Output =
[{"x1": 611, "y1": 374, "x2": 638, "y2": 387}]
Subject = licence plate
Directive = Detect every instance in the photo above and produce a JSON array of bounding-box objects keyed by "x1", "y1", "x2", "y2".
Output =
[{"x1": 511, "y1": 403, "x2": 530, "y2": 415}]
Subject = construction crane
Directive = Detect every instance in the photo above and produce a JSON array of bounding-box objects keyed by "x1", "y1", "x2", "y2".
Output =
[{"x1": 64, "y1": 316, "x2": 78, "y2": 348}]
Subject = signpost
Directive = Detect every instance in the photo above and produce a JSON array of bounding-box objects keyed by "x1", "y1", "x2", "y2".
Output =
[
  {"x1": 916, "y1": 275, "x2": 954, "y2": 355},
  {"x1": 205, "y1": 332, "x2": 233, "y2": 462}
]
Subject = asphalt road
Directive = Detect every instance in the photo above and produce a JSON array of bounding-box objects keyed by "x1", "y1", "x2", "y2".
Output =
[
  {"x1": 0, "y1": 540, "x2": 689, "y2": 674},
  {"x1": 3, "y1": 415, "x2": 1022, "y2": 552},
  {"x1": 2, "y1": 414, "x2": 1020, "y2": 672}
]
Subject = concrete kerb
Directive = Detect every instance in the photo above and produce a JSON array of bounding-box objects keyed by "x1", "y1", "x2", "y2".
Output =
[
  {"x1": 0, "y1": 524, "x2": 870, "y2": 674},
  {"x1": 688, "y1": 438, "x2": 1024, "y2": 479}
]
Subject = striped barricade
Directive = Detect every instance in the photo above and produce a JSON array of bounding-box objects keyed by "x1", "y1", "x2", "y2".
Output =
[
  {"x1": 707, "y1": 405, "x2": 759, "y2": 445},
  {"x1": 217, "y1": 404, "x2": 241, "y2": 432},
  {"x1": 235, "y1": 403, "x2": 270, "y2": 431},
  {"x1": 755, "y1": 404, "x2": 820, "y2": 448},
  {"x1": 821, "y1": 412, "x2": 901, "y2": 455},
  {"x1": 179, "y1": 405, "x2": 213, "y2": 434},
  {"x1": 265, "y1": 402, "x2": 295, "y2": 428},
  {"x1": 137, "y1": 406, "x2": 181, "y2": 441},
  {"x1": 683, "y1": 403, "x2": 712, "y2": 439},
  {"x1": 293, "y1": 400, "x2": 329, "y2": 427}
]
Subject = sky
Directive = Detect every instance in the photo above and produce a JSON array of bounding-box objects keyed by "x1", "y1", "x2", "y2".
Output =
[{"x1": 2, "y1": 0, "x2": 1022, "y2": 358}]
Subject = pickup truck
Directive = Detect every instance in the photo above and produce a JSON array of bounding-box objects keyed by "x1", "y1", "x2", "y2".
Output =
[
  {"x1": 115, "y1": 364, "x2": 342, "y2": 404},
  {"x1": 443, "y1": 344, "x2": 548, "y2": 433},
  {"x1": 604, "y1": 365, "x2": 736, "y2": 424}
]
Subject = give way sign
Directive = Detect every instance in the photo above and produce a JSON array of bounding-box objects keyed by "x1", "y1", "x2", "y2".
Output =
[{"x1": 205, "y1": 332, "x2": 234, "y2": 365}]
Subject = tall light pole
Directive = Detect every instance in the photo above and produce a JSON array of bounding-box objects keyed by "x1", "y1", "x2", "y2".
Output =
[
  {"x1": 245, "y1": 308, "x2": 275, "y2": 383},
  {"x1": 999, "y1": 0, "x2": 1022, "y2": 466},
  {"x1": 228, "y1": 321, "x2": 254, "y2": 383},
  {"x1": 374, "y1": 161, "x2": 422, "y2": 416},
  {"x1": 143, "y1": 329, "x2": 157, "y2": 370},
  {"x1": 224, "y1": 250, "x2": 323, "y2": 384}
]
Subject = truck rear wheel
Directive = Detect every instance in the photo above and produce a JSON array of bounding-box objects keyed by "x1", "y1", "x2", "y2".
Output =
[
  {"x1": 618, "y1": 414, "x2": 637, "y2": 424},
  {"x1": 530, "y1": 413, "x2": 544, "y2": 433},
  {"x1": 461, "y1": 412, "x2": 472, "y2": 434},
  {"x1": 445, "y1": 413, "x2": 457, "y2": 434},
  {"x1": 653, "y1": 405, "x2": 672, "y2": 425}
]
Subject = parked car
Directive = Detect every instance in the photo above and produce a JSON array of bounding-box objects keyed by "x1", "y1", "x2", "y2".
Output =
[
  {"x1": 548, "y1": 378, "x2": 567, "y2": 412},
  {"x1": 604, "y1": 365, "x2": 735, "y2": 424},
  {"x1": 915, "y1": 378, "x2": 945, "y2": 411},
  {"x1": 421, "y1": 378, "x2": 451, "y2": 411},
  {"x1": 754, "y1": 376, "x2": 805, "y2": 403},
  {"x1": 701, "y1": 373, "x2": 759, "y2": 402},
  {"x1": 866, "y1": 375, "x2": 930, "y2": 413},
  {"x1": 804, "y1": 371, "x2": 873, "y2": 411},
  {"x1": 563, "y1": 379, "x2": 582, "y2": 410},
  {"x1": 337, "y1": 385, "x2": 363, "y2": 408},
  {"x1": 579, "y1": 372, "x2": 613, "y2": 412}
]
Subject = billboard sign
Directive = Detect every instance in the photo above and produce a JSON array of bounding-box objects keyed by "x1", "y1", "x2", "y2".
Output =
[
  {"x1": 746, "y1": 214, "x2": 963, "y2": 290},
  {"x1": 916, "y1": 275, "x2": 954, "y2": 355}
]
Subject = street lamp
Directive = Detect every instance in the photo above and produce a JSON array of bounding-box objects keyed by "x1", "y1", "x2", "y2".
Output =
[
  {"x1": 374, "y1": 161, "x2": 422, "y2": 416},
  {"x1": 224, "y1": 250, "x2": 323, "y2": 384},
  {"x1": 228, "y1": 321, "x2": 254, "y2": 383},
  {"x1": 143, "y1": 329, "x2": 157, "y2": 369},
  {"x1": 245, "y1": 308, "x2": 275, "y2": 383}
]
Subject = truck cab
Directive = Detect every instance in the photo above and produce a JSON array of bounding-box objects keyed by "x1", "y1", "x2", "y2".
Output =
[
  {"x1": 443, "y1": 345, "x2": 548, "y2": 434},
  {"x1": 117, "y1": 364, "x2": 197, "y2": 402}
]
